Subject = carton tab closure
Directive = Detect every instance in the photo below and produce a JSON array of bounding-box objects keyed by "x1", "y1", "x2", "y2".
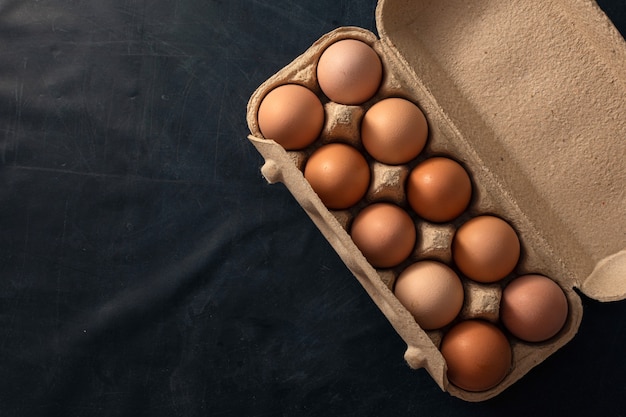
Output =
[{"x1": 580, "y1": 250, "x2": 626, "y2": 302}]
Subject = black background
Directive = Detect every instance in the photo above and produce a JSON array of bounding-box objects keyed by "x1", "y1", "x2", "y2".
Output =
[{"x1": 1, "y1": 1, "x2": 625, "y2": 416}]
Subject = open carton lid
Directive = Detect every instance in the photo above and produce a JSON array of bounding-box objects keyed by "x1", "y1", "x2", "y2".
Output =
[{"x1": 376, "y1": 0, "x2": 626, "y2": 302}]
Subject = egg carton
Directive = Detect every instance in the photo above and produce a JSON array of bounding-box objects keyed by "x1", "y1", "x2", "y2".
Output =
[{"x1": 246, "y1": 0, "x2": 626, "y2": 402}]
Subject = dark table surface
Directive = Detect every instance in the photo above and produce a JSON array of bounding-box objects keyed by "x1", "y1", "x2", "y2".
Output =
[{"x1": 1, "y1": 1, "x2": 625, "y2": 416}]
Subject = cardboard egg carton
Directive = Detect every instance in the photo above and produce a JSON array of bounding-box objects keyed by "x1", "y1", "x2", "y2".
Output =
[{"x1": 246, "y1": 0, "x2": 626, "y2": 402}]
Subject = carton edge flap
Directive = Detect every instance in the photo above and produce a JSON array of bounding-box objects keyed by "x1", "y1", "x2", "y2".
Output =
[{"x1": 580, "y1": 250, "x2": 626, "y2": 302}]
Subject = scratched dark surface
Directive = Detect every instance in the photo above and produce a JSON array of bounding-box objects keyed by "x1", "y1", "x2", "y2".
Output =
[{"x1": 0, "y1": 1, "x2": 625, "y2": 416}]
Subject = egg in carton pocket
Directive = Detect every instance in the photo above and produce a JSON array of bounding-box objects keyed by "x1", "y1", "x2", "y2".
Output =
[{"x1": 246, "y1": 0, "x2": 626, "y2": 402}]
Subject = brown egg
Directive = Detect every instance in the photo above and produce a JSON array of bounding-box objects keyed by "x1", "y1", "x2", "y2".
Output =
[
  {"x1": 452, "y1": 216, "x2": 520, "y2": 283},
  {"x1": 350, "y1": 202, "x2": 416, "y2": 268},
  {"x1": 316, "y1": 39, "x2": 383, "y2": 105},
  {"x1": 501, "y1": 274, "x2": 569, "y2": 342},
  {"x1": 440, "y1": 320, "x2": 512, "y2": 392},
  {"x1": 394, "y1": 260, "x2": 464, "y2": 330},
  {"x1": 304, "y1": 143, "x2": 370, "y2": 209},
  {"x1": 257, "y1": 84, "x2": 324, "y2": 150},
  {"x1": 361, "y1": 98, "x2": 428, "y2": 165},
  {"x1": 407, "y1": 157, "x2": 472, "y2": 222}
]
